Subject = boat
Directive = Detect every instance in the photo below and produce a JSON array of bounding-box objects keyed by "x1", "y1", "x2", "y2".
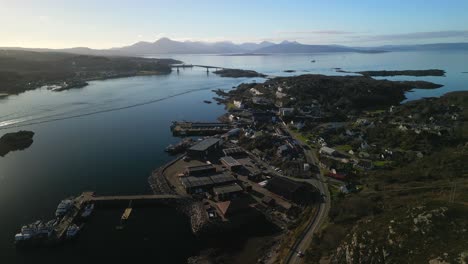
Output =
[
  {"x1": 14, "y1": 219, "x2": 55, "y2": 246},
  {"x1": 165, "y1": 138, "x2": 194, "y2": 154},
  {"x1": 81, "y1": 203, "x2": 94, "y2": 218},
  {"x1": 311, "y1": 60, "x2": 316, "y2": 63},
  {"x1": 203, "y1": 100, "x2": 212, "y2": 104},
  {"x1": 66, "y1": 224, "x2": 81, "y2": 239},
  {"x1": 55, "y1": 199, "x2": 74, "y2": 217}
]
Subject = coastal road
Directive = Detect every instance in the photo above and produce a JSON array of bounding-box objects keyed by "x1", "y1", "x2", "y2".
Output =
[{"x1": 282, "y1": 123, "x2": 331, "y2": 264}]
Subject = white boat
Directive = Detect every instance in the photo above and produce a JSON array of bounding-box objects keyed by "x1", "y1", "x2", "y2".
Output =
[
  {"x1": 15, "y1": 233, "x2": 33, "y2": 242},
  {"x1": 81, "y1": 203, "x2": 94, "y2": 218},
  {"x1": 66, "y1": 224, "x2": 80, "y2": 239},
  {"x1": 55, "y1": 199, "x2": 74, "y2": 217}
]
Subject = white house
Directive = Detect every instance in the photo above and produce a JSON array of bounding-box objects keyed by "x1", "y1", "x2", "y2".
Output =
[
  {"x1": 279, "y1": 108, "x2": 294, "y2": 117},
  {"x1": 320, "y1": 146, "x2": 337, "y2": 156},
  {"x1": 233, "y1": 100, "x2": 244, "y2": 109}
]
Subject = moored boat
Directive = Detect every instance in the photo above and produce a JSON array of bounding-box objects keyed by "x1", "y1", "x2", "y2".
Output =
[{"x1": 81, "y1": 203, "x2": 94, "y2": 218}]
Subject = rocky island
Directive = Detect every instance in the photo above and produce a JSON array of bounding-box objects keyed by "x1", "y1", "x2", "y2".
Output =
[
  {"x1": 213, "y1": 68, "x2": 266, "y2": 78},
  {"x1": 0, "y1": 130, "x2": 34, "y2": 156}
]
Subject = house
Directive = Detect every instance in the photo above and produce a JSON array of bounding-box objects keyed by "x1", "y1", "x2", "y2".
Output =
[
  {"x1": 215, "y1": 197, "x2": 251, "y2": 217},
  {"x1": 265, "y1": 177, "x2": 315, "y2": 203},
  {"x1": 220, "y1": 156, "x2": 242, "y2": 171},
  {"x1": 224, "y1": 128, "x2": 241, "y2": 138},
  {"x1": 279, "y1": 108, "x2": 294, "y2": 117},
  {"x1": 327, "y1": 172, "x2": 346, "y2": 181},
  {"x1": 250, "y1": 88, "x2": 263, "y2": 95},
  {"x1": 213, "y1": 183, "x2": 244, "y2": 201},
  {"x1": 290, "y1": 120, "x2": 305, "y2": 130},
  {"x1": 240, "y1": 181, "x2": 253, "y2": 192},
  {"x1": 354, "y1": 159, "x2": 374, "y2": 170},
  {"x1": 262, "y1": 196, "x2": 276, "y2": 206},
  {"x1": 277, "y1": 144, "x2": 291, "y2": 157},
  {"x1": 276, "y1": 91, "x2": 287, "y2": 99},
  {"x1": 251, "y1": 111, "x2": 276, "y2": 123},
  {"x1": 223, "y1": 147, "x2": 245, "y2": 157},
  {"x1": 319, "y1": 146, "x2": 337, "y2": 156},
  {"x1": 187, "y1": 138, "x2": 222, "y2": 159},
  {"x1": 252, "y1": 96, "x2": 272, "y2": 105},
  {"x1": 233, "y1": 100, "x2": 244, "y2": 109}
]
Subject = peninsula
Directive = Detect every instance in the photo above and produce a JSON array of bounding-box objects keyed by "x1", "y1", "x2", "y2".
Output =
[{"x1": 0, "y1": 50, "x2": 180, "y2": 95}]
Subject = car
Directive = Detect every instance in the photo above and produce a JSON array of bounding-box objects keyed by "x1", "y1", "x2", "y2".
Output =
[{"x1": 296, "y1": 251, "x2": 304, "y2": 258}]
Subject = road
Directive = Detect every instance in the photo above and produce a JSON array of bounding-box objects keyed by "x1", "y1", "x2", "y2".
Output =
[{"x1": 282, "y1": 123, "x2": 331, "y2": 264}]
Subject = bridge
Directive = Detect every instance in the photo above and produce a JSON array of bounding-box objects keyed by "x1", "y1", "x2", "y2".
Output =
[{"x1": 171, "y1": 64, "x2": 226, "y2": 72}]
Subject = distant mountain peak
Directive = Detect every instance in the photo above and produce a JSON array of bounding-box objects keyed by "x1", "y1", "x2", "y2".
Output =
[
  {"x1": 280, "y1": 40, "x2": 299, "y2": 45},
  {"x1": 155, "y1": 37, "x2": 173, "y2": 43}
]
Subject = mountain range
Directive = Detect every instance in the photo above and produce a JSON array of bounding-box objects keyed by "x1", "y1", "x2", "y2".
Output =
[{"x1": 2, "y1": 38, "x2": 468, "y2": 56}]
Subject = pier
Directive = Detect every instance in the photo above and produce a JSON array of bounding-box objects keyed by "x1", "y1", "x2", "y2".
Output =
[
  {"x1": 170, "y1": 121, "x2": 232, "y2": 136},
  {"x1": 52, "y1": 192, "x2": 184, "y2": 240}
]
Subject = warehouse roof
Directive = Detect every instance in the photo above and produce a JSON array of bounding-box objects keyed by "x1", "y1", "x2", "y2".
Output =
[
  {"x1": 223, "y1": 147, "x2": 245, "y2": 156},
  {"x1": 189, "y1": 138, "x2": 221, "y2": 152},
  {"x1": 213, "y1": 184, "x2": 243, "y2": 195},
  {"x1": 220, "y1": 156, "x2": 242, "y2": 167}
]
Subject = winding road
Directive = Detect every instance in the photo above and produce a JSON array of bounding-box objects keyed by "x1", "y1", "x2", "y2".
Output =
[{"x1": 282, "y1": 123, "x2": 331, "y2": 264}]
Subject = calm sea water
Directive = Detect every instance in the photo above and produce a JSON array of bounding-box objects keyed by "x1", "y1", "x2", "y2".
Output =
[{"x1": 0, "y1": 51, "x2": 467, "y2": 262}]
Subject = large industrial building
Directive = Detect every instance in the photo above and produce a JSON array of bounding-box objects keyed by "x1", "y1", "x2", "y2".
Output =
[{"x1": 187, "y1": 138, "x2": 222, "y2": 159}]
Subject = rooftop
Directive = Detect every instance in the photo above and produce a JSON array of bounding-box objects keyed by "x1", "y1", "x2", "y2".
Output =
[
  {"x1": 186, "y1": 164, "x2": 216, "y2": 173},
  {"x1": 213, "y1": 183, "x2": 243, "y2": 195},
  {"x1": 210, "y1": 173, "x2": 236, "y2": 185},
  {"x1": 223, "y1": 147, "x2": 245, "y2": 156},
  {"x1": 220, "y1": 156, "x2": 242, "y2": 167},
  {"x1": 180, "y1": 173, "x2": 236, "y2": 188},
  {"x1": 189, "y1": 138, "x2": 221, "y2": 152},
  {"x1": 180, "y1": 176, "x2": 214, "y2": 188}
]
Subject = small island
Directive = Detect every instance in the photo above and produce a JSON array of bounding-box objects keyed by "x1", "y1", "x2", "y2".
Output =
[
  {"x1": 213, "y1": 68, "x2": 266, "y2": 78},
  {"x1": 335, "y1": 68, "x2": 446, "y2": 77},
  {"x1": 0, "y1": 130, "x2": 34, "y2": 157},
  {"x1": 357, "y1": 69, "x2": 446, "y2": 77}
]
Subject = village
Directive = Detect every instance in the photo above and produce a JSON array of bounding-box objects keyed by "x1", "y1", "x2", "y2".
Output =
[{"x1": 152, "y1": 73, "x2": 465, "y2": 245}]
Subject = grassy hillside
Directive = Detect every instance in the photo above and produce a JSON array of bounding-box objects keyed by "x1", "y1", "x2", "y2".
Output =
[
  {"x1": 0, "y1": 50, "x2": 180, "y2": 94},
  {"x1": 304, "y1": 92, "x2": 468, "y2": 263}
]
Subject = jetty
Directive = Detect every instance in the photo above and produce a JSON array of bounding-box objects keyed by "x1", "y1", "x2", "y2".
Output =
[
  {"x1": 170, "y1": 121, "x2": 232, "y2": 136},
  {"x1": 18, "y1": 192, "x2": 184, "y2": 244}
]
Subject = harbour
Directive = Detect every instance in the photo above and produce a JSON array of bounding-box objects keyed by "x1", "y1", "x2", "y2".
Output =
[
  {"x1": 14, "y1": 192, "x2": 188, "y2": 247},
  {"x1": 1, "y1": 51, "x2": 467, "y2": 263}
]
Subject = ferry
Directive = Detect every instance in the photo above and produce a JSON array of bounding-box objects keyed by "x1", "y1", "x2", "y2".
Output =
[
  {"x1": 55, "y1": 199, "x2": 74, "y2": 217},
  {"x1": 66, "y1": 224, "x2": 81, "y2": 239}
]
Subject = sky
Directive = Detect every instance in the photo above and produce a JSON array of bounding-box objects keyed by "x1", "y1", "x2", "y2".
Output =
[{"x1": 1, "y1": 0, "x2": 468, "y2": 49}]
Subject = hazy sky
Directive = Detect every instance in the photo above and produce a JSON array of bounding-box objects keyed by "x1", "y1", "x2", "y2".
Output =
[{"x1": 1, "y1": 0, "x2": 468, "y2": 48}]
